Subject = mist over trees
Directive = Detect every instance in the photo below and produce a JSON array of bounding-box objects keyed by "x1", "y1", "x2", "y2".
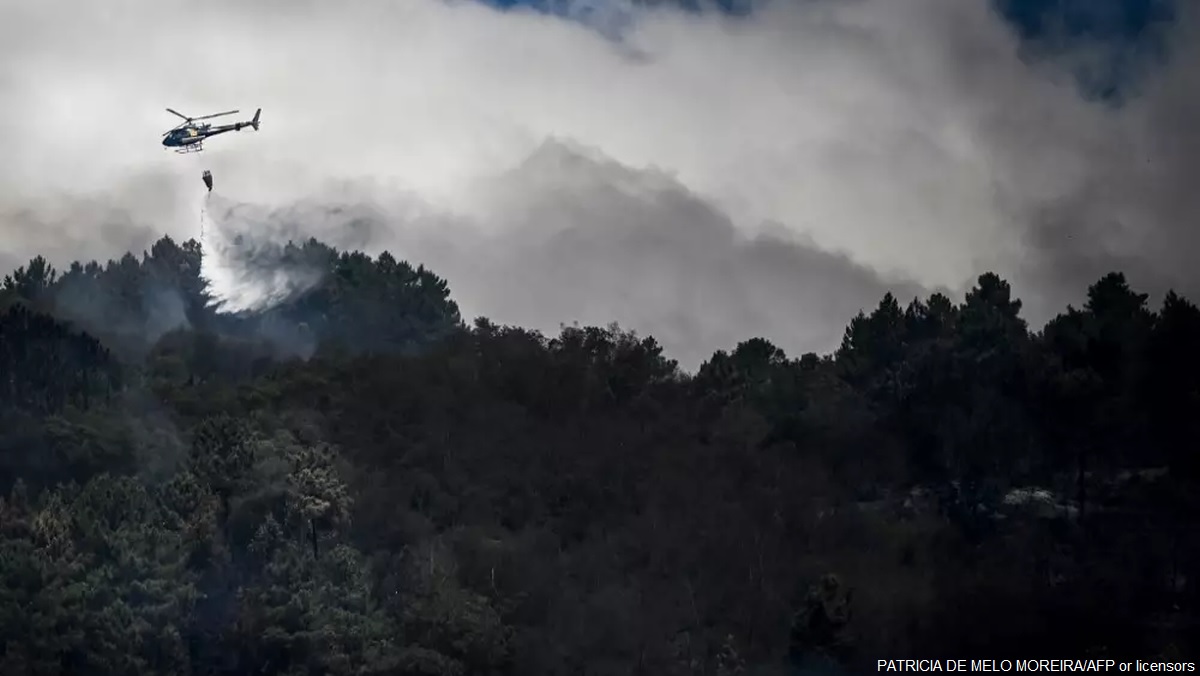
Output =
[{"x1": 0, "y1": 234, "x2": 1196, "y2": 674}]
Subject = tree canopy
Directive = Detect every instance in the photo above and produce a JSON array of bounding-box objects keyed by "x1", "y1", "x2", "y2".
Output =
[{"x1": 0, "y1": 235, "x2": 1195, "y2": 673}]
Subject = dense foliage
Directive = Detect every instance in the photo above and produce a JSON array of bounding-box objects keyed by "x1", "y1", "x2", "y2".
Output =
[{"x1": 0, "y1": 235, "x2": 1196, "y2": 674}]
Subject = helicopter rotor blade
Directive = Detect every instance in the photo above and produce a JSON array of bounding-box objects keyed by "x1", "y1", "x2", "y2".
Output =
[
  {"x1": 193, "y1": 109, "x2": 239, "y2": 121},
  {"x1": 166, "y1": 108, "x2": 191, "y2": 121}
]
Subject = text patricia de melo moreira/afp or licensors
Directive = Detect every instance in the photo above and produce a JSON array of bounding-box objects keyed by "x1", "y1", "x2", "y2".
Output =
[{"x1": 877, "y1": 661, "x2": 1197, "y2": 673}]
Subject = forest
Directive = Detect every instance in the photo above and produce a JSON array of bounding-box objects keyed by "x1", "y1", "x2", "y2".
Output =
[{"x1": 0, "y1": 234, "x2": 1195, "y2": 675}]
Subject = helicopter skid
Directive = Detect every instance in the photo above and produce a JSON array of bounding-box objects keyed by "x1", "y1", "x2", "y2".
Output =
[{"x1": 173, "y1": 144, "x2": 204, "y2": 154}]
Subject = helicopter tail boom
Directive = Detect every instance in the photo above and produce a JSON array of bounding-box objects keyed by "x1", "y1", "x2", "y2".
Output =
[{"x1": 250, "y1": 108, "x2": 261, "y2": 131}]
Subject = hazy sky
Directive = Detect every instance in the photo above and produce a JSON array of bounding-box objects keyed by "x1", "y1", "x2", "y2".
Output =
[{"x1": 1, "y1": 0, "x2": 1195, "y2": 368}]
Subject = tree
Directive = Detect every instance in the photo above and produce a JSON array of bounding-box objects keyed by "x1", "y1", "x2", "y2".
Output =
[
  {"x1": 1147, "y1": 291, "x2": 1200, "y2": 481},
  {"x1": 2, "y1": 256, "x2": 57, "y2": 304},
  {"x1": 1, "y1": 233, "x2": 1196, "y2": 668}
]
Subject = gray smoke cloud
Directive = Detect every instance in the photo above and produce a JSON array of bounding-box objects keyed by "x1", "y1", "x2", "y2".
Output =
[
  {"x1": 420, "y1": 139, "x2": 934, "y2": 367},
  {"x1": 194, "y1": 139, "x2": 930, "y2": 366},
  {"x1": 1, "y1": 0, "x2": 1197, "y2": 367},
  {"x1": 199, "y1": 194, "x2": 372, "y2": 314},
  {"x1": 1016, "y1": 4, "x2": 1200, "y2": 306}
]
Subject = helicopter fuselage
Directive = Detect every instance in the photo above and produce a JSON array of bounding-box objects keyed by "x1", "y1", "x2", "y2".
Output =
[{"x1": 162, "y1": 122, "x2": 250, "y2": 147}]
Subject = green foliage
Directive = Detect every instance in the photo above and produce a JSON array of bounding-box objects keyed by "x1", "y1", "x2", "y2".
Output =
[
  {"x1": 1, "y1": 237, "x2": 1197, "y2": 672},
  {"x1": 2, "y1": 256, "x2": 58, "y2": 303},
  {"x1": 0, "y1": 304, "x2": 120, "y2": 414},
  {"x1": 237, "y1": 539, "x2": 399, "y2": 675},
  {"x1": 0, "y1": 476, "x2": 198, "y2": 675}
]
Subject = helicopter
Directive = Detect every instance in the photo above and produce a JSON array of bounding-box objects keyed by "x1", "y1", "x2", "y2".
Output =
[{"x1": 162, "y1": 107, "x2": 261, "y2": 153}]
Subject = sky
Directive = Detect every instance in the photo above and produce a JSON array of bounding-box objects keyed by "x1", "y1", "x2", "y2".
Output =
[{"x1": 0, "y1": 0, "x2": 1195, "y2": 369}]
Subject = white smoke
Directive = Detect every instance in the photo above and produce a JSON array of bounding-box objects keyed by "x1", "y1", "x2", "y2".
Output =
[{"x1": 199, "y1": 193, "x2": 327, "y2": 314}]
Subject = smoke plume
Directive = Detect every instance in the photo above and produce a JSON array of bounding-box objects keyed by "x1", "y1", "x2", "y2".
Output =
[
  {"x1": 1, "y1": 0, "x2": 1197, "y2": 365},
  {"x1": 199, "y1": 194, "x2": 375, "y2": 314}
]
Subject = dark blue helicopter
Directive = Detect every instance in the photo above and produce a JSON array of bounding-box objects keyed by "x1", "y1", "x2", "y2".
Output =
[{"x1": 162, "y1": 107, "x2": 260, "y2": 153}]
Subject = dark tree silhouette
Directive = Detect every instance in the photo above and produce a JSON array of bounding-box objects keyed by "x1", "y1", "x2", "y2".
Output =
[{"x1": 0, "y1": 236, "x2": 1195, "y2": 673}]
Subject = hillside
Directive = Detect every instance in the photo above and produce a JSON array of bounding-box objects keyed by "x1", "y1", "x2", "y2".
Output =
[{"x1": 0, "y1": 235, "x2": 1196, "y2": 673}]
